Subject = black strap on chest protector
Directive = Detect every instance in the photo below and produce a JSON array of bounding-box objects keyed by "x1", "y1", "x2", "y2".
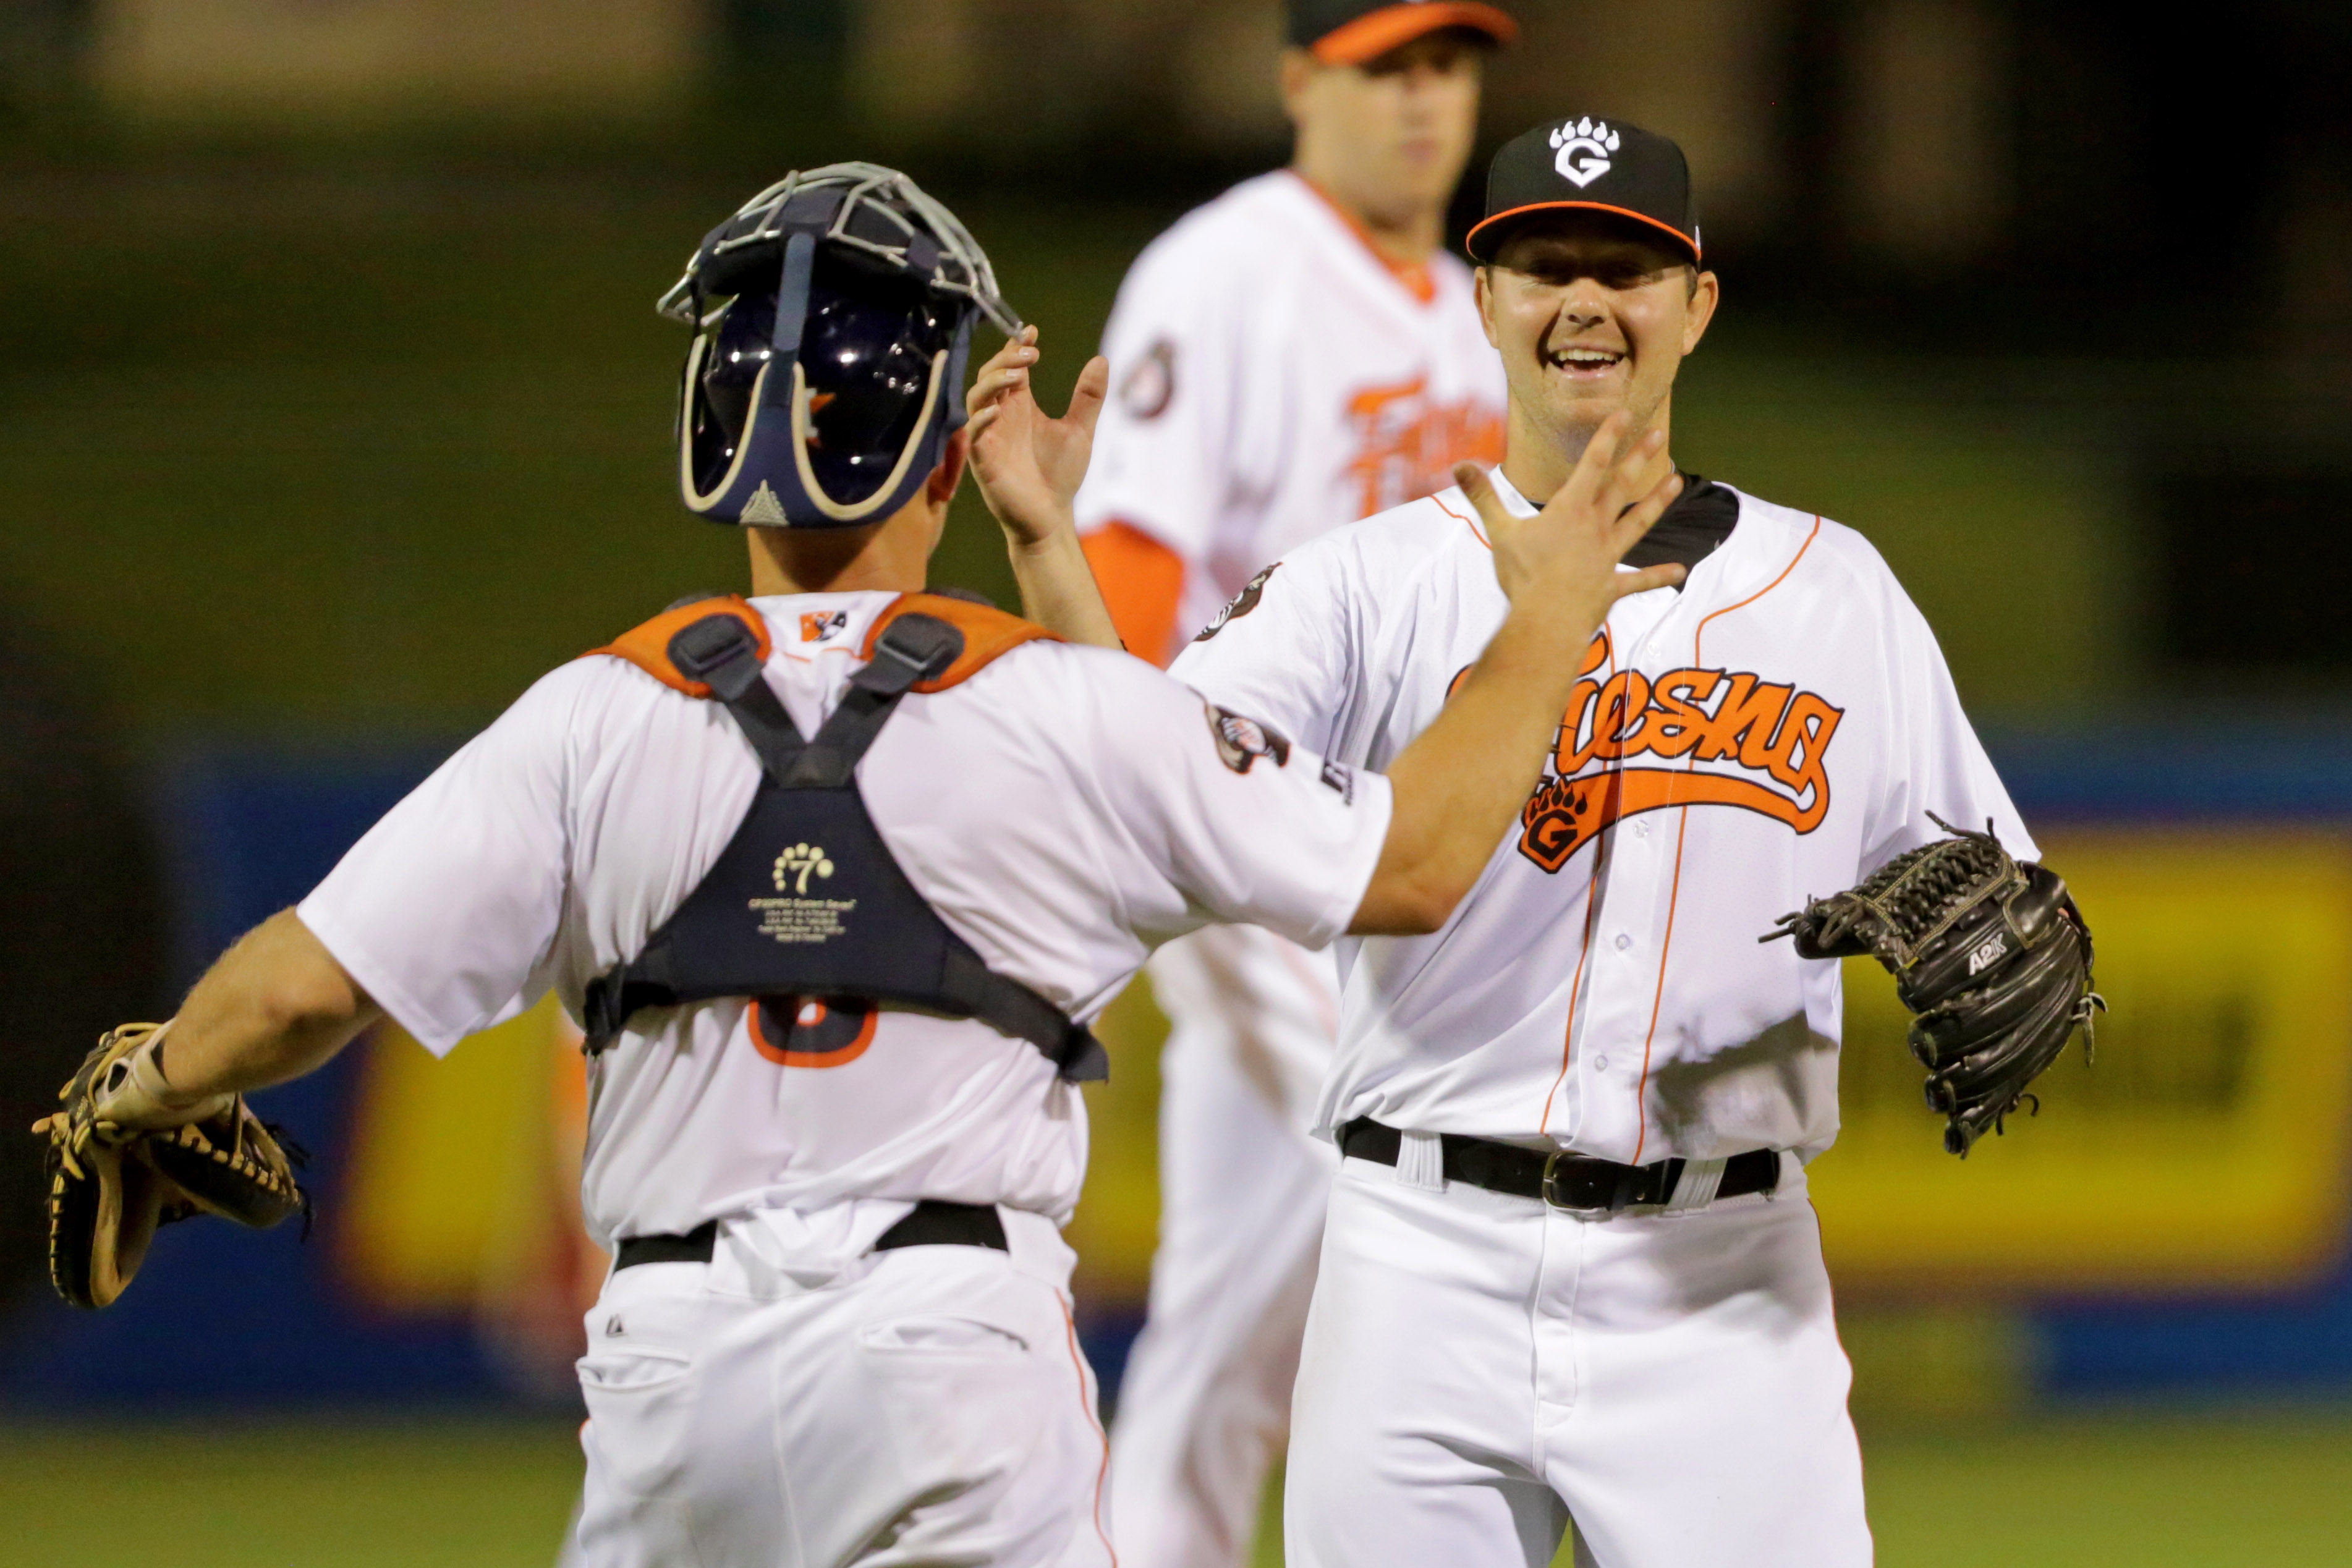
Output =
[{"x1": 581, "y1": 611, "x2": 1108, "y2": 1082}]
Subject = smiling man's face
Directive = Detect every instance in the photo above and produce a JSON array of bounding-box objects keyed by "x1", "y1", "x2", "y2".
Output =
[{"x1": 1476, "y1": 214, "x2": 1719, "y2": 464}]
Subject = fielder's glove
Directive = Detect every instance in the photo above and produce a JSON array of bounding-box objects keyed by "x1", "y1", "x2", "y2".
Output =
[
  {"x1": 31, "y1": 1023, "x2": 307, "y2": 1308},
  {"x1": 1765, "y1": 816, "x2": 2105, "y2": 1156}
]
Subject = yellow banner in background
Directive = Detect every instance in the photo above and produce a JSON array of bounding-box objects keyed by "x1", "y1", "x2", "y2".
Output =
[
  {"x1": 334, "y1": 996, "x2": 605, "y2": 1392},
  {"x1": 1811, "y1": 829, "x2": 2352, "y2": 1291}
]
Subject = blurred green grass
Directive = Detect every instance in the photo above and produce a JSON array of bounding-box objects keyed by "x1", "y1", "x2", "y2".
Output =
[{"x1": 3, "y1": 1410, "x2": 2348, "y2": 1566}]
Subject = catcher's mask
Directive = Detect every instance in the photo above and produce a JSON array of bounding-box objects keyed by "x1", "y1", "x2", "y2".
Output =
[{"x1": 658, "y1": 163, "x2": 1021, "y2": 529}]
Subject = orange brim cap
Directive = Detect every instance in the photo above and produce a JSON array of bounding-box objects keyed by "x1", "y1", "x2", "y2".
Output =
[
  {"x1": 1310, "y1": 2, "x2": 1519, "y2": 66},
  {"x1": 1466, "y1": 119, "x2": 1700, "y2": 265},
  {"x1": 1466, "y1": 201, "x2": 1702, "y2": 265}
]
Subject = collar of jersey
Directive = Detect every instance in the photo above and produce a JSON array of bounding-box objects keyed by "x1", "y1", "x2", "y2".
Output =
[
  {"x1": 748, "y1": 589, "x2": 898, "y2": 662},
  {"x1": 1484, "y1": 465, "x2": 1542, "y2": 517},
  {"x1": 1282, "y1": 170, "x2": 1440, "y2": 307},
  {"x1": 1477, "y1": 467, "x2": 1760, "y2": 600}
]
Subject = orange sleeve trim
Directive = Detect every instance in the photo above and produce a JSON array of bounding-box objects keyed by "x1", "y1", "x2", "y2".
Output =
[
  {"x1": 862, "y1": 592, "x2": 1064, "y2": 692},
  {"x1": 1082, "y1": 522, "x2": 1186, "y2": 668},
  {"x1": 585, "y1": 595, "x2": 773, "y2": 697}
]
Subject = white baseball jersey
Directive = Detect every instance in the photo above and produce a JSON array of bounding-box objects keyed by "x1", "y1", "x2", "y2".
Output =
[
  {"x1": 1170, "y1": 470, "x2": 2032, "y2": 1164},
  {"x1": 299, "y1": 590, "x2": 1390, "y2": 1248},
  {"x1": 1074, "y1": 169, "x2": 1507, "y2": 642}
]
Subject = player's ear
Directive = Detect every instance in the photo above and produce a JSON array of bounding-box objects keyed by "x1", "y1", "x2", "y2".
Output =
[
  {"x1": 1680, "y1": 269, "x2": 1721, "y2": 357},
  {"x1": 1474, "y1": 266, "x2": 1501, "y2": 350},
  {"x1": 928, "y1": 428, "x2": 970, "y2": 507},
  {"x1": 1278, "y1": 48, "x2": 1319, "y2": 128}
]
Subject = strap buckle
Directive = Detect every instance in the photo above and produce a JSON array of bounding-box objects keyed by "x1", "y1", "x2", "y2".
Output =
[
  {"x1": 1540, "y1": 1148, "x2": 1605, "y2": 1213},
  {"x1": 1540, "y1": 1150, "x2": 1682, "y2": 1214}
]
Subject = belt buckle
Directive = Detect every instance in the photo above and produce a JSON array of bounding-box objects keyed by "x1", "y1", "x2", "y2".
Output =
[
  {"x1": 1541, "y1": 1150, "x2": 1657, "y2": 1214},
  {"x1": 1540, "y1": 1150, "x2": 1611, "y2": 1214}
]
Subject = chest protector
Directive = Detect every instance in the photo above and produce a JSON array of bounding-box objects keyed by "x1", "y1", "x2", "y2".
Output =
[{"x1": 578, "y1": 593, "x2": 1108, "y2": 1082}]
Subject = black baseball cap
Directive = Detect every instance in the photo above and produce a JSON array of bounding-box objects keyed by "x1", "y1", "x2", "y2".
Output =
[
  {"x1": 1288, "y1": 0, "x2": 1517, "y2": 66},
  {"x1": 1465, "y1": 116, "x2": 1701, "y2": 266}
]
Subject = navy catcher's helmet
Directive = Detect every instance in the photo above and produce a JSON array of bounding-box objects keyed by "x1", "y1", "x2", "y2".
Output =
[{"x1": 658, "y1": 164, "x2": 1021, "y2": 529}]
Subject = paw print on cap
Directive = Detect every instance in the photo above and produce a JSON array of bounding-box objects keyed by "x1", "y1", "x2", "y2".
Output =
[{"x1": 1548, "y1": 117, "x2": 1621, "y2": 188}]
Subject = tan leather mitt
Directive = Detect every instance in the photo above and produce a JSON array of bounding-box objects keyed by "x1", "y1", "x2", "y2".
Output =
[{"x1": 32, "y1": 1023, "x2": 307, "y2": 1309}]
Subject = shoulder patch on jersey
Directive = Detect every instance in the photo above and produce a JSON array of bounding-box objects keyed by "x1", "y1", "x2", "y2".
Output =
[
  {"x1": 1193, "y1": 563, "x2": 1278, "y2": 643},
  {"x1": 1205, "y1": 705, "x2": 1291, "y2": 774},
  {"x1": 1119, "y1": 338, "x2": 1176, "y2": 420}
]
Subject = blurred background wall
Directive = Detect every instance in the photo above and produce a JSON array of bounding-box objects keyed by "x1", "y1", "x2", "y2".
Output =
[{"x1": 3, "y1": 0, "x2": 2352, "y2": 1515}]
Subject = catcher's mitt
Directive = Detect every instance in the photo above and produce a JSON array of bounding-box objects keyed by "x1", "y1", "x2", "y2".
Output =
[
  {"x1": 1765, "y1": 816, "x2": 2104, "y2": 1156},
  {"x1": 32, "y1": 1023, "x2": 307, "y2": 1309}
]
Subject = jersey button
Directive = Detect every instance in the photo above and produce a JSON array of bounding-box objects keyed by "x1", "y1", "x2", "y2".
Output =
[
  {"x1": 1592, "y1": 1055, "x2": 1610, "y2": 1072},
  {"x1": 1613, "y1": 933, "x2": 1632, "y2": 951}
]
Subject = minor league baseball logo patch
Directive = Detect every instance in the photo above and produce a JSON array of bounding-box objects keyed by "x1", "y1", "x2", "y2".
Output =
[
  {"x1": 1120, "y1": 338, "x2": 1177, "y2": 420},
  {"x1": 1194, "y1": 563, "x2": 1279, "y2": 643},
  {"x1": 1205, "y1": 705, "x2": 1291, "y2": 774},
  {"x1": 1550, "y1": 118, "x2": 1621, "y2": 188}
]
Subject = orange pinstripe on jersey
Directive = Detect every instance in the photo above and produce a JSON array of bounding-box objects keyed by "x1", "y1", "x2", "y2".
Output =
[{"x1": 1629, "y1": 516, "x2": 1823, "y2": 1162}]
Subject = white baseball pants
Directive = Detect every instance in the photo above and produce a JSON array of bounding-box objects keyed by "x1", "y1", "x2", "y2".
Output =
[
  {"x1": 1285, "y1": 1150, "x2": 1872, "y2": 1568},
  {"x1": 566, "y1": 1206, "x2": 1115, "y2": 1568},
  {"x1": 1109, "y1": 926, "x2": 1339, "y2": 1568}
]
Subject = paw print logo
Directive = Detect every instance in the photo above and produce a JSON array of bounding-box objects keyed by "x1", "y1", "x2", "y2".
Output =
[
  {"x1": 773, "y1": 842, "x2": 835, "y2": 895},
  {"x1": 1549, "y1": 117, "x2": 1621, "y2": 189}
]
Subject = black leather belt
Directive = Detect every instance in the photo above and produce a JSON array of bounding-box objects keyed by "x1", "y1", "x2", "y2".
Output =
[
  {"x1": 614, "y1": 1200, "x2": 1009, "y2": 1271},
  {"x1": 1339, "y1": 1117, "x2": 1779, "y2": 1214}
]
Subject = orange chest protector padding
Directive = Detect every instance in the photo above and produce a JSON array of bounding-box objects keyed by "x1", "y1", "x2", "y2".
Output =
[{"x1": 577, "y1": 593, "x2": 1105, "y2": 1082}]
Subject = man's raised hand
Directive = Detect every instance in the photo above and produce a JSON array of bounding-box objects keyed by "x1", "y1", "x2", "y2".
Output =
[
  {"x1": 966, "y1": 326, "x2": 1110, "y2": 550},
  {"x1": 1453, "y1": 415, "x2": 1686, "y2": 635}
]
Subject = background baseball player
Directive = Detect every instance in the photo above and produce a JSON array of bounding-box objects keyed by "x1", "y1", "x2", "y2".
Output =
[
  {"x1": 46, "y1": 163, "x2": 1691, "y2": 1567},
  {"x1": 1070, "y1": 4, "x2": 1514, "y2": 1559},
  {"x1": 1113, "y1": 119, "x2": 2091, "y2": 1565}
]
